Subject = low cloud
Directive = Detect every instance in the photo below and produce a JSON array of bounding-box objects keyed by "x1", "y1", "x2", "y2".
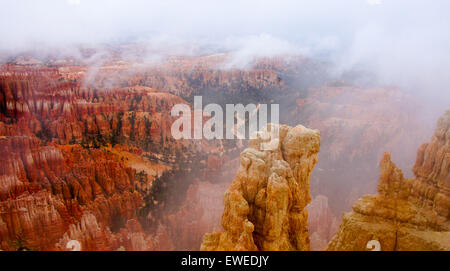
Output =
[
  {"x1": 0, "y1": 0, "x2": 449, "y2": 102},
  {"x1": 221, "y1": 34, "x2": 300, "y2": 69}
]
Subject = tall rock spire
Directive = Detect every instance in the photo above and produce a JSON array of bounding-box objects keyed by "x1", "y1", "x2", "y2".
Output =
[
  {"x1": 328, "y1": 109, "x2": 450, "y2": 251},
  {"x1": 201, "y1": 124, "x2": 320, "y2": 251}
]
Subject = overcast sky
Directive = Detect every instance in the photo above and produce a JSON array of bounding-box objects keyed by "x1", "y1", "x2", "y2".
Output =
[
  {"x1": 1, "y1": 0, "x2": 448, "y2": 51},
  {"x1": 1, "y1": 0, "x2": 449, "y2": 101}
]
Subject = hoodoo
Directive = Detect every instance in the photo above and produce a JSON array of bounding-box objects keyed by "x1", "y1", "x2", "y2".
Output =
[
  {"x1": 327, "y1": 109, "x2": 450, "y2": 251},
  {"x1": 201, "y1": 124, "x2": 320, "y2": 251}
]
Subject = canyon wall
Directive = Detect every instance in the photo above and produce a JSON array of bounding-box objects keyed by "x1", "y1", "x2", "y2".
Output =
[
  {"x1": 0, "y1": 135, "x2": 146, "y2": 250},
  {"x1": 0, "y1": 65, "x2": 221, "y2": 250},
  {"x1": 327, "y1": 109, "x2": 450, "y2": 251},
  {"x1": 201, "y1": 124, "x2": 320, "y2": 251}
]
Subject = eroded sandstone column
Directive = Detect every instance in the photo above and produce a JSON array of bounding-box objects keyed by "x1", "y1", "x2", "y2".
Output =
[
  {"x1": 201, "y1": 124, "x2": 320, "y2": 251},
  {"x1": 327, "y1": 109, "x2": 450, "y2": 251}
]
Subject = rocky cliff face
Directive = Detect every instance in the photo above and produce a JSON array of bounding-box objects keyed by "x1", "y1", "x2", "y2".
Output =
[
  {"x1": 0, "y1": 68, "x2": 188, "y2": 151},
  {"x1": 0, "y1": 65, "x2": 221, "y2": 250},
  {"x1": 327, "y1": 109, "x2": 450, "y2": 251},
  {"x1": 0, "y1": 135, "x2": 145, "y2": 250},
  {"x1": 201, "y1": 124, "x2": 320, "y2": 251}
]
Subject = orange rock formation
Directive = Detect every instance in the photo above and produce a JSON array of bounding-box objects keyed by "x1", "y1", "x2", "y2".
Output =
[
  {"x1": 201, "y1": 124, "x2": 320, "y2": 251},
  {"x1": 327, "y1": 109, "x2": 450, "y2": 251}
]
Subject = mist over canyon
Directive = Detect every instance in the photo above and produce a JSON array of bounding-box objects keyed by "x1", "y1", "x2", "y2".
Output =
[{"x1": 0, "y1": 0, "x2": 448, "y2": 251}]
